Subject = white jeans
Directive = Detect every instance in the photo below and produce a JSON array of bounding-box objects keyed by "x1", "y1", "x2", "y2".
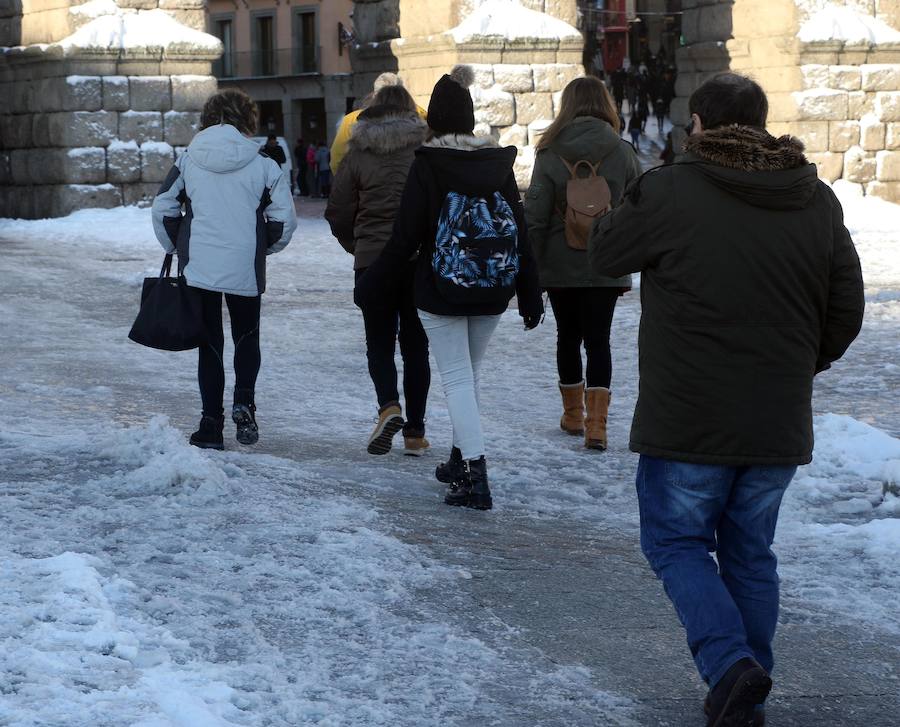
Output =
[{"x1": 417, "y1": 311, "x2": 502, "y2": 461}]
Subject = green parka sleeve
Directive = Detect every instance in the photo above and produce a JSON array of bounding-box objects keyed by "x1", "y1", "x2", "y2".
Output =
[
  {"x1": 816, "y1": 187, "x2": 865, "y2": 372},
  {"x1": 589, "y1": 168, "x2": 674, "y2": 277},
  {"x1": 523, "y1": 150, "x2": 556, "y2": 259}
]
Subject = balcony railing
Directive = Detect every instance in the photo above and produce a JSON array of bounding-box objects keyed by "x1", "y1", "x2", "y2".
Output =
[{"x1": 213, "y1": 47, "x2": 321, "y2": 80}]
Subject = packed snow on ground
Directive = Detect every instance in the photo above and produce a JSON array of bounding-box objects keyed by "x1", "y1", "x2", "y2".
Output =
[
  {"x1": 0, "y1": 185, "x2": 898, "y2": 721},
  {"x1": 449, "y1": 0, "x2": 582, "y2": 42},
  {"x1": 797, "y1": 4, "x2": 900, "y2": 44}
]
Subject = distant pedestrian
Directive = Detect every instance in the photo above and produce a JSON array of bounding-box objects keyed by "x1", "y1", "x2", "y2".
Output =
[
  {"x1": 654, "y1": 97, "x2": 667, "y2": 133},
  {"x1": 589, "y1": 73, "x2": 864, "y2": 727},
  {"x1": 306, "y1": 141, "x2": 317, "y2": 195},
  {"x1": 151, "y1": 88, "x2": 297, "y2": 450},
  {"x1": 294, "y1": 137, "x2": 306, "y2": 195},
  {"x1": 315, "y1": 141, "x2": 331, "y2": 197},
  {"x1": 261, "y1": 134, "x2": 286, "y2": 167},
  {"x1": 325, "y1": 84, "x2": 431, "y2": 456},
  {"x1": 627, "y1": 114, "x2": 642, "y2": 151},
  {"x1": 355, "y1": 65, "x2": 543, "y2": 511},
  {"x1": 525, "y1": 76, "x2": 641, "y2": 451}
]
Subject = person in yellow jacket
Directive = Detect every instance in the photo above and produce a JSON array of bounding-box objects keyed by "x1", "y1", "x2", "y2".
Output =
[{"x1": 330, "y1": 72, "x2": 427, "y2": 173}]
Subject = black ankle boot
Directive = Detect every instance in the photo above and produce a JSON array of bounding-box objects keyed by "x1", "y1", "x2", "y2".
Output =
[
  {"x1": 706, "y1": 658, "x2": 771, "y2": 727},
  {"x1": 444, "y1": 456, "x2": 492, "y2": 510},
  {"x1": 232, "y1": 388, "x2": 258, "y2": 445},
  {"x1": 435, "y1": 447, "x2": 463, "y2": 484},
  {"x1": 190, "y1": 414, "x2": 224, "y2": 450}
]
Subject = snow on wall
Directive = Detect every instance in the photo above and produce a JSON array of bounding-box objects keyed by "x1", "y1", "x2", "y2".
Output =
[
  {"x1": 57, "y1": 6, "x2": 221, "y2": 52},
  {"x1": 449, "y1": 0, "x2": 582, "y2": 42},
  {"x1": 798, "y1": 4, "x2": 900, "y2": 43}
]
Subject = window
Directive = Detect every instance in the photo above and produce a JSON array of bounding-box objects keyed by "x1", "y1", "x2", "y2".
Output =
[
  {"x1": 211, "y1": 16, "x2": 234, "y2": 78},
  {"x1": 293, "y1": 9, "x2": 318, "y2": 74},
  {"x1": 253, "y1": 13, "x2": 276, "y2": 76}
]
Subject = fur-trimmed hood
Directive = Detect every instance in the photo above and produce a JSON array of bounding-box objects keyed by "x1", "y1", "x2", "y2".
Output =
[
  {"x1": 682, "y1": 125, "x2": 819, "y2": 210},
  {"x1": 417, "y1": 133, "x2": 516, "y2": 197},
  {"x1": 348, "y1": 108, "x2": 427, "y2": 156},
  {"x1": 684, "y1": 125, "x2": 808, "y2": 172},
  {"x1": 423, "y1": 133, "x2": 500, "y2": 152}
]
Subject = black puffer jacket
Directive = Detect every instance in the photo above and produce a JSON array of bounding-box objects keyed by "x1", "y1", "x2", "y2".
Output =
[
  {"x1": 590, "y1": 126, "x2": 865, "y2": 465},
  {"x1": 325, "y1": 106, "x2": 427, "y2": 270},
  {"x1": 356, "y1": 134, "x2": 543, "y2": 319}
]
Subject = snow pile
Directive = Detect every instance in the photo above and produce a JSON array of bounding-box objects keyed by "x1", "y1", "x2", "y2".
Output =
[
  {"x1": 449, "y1": 0, "x2": 582, "y2": 42},
  {"x1": 58, "y1": 3, "x2": 221, "y2": 52},
  {"x1": 798, "y1": 5, "x2": 900, "y2": 44}
]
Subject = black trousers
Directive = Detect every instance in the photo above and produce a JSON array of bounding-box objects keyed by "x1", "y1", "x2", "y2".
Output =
[
  {"x1": 195, "y1": 288, "x2": 262, "y2": 418},
  {"x1": 547, "y1": 287, "x2": 619, "y2": 389},
  {"x1": 355, "y1": 264, "x2": 430, "y2": 432}
]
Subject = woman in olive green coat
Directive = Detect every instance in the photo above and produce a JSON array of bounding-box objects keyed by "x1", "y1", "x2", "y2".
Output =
[{"x1": 525, "y1": 76, "x2": 641, "y2": 450}]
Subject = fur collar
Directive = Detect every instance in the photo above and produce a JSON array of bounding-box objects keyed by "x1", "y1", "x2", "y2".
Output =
[
  {"x1": 423, "y1": 133, "x2": 500, "y2": 152},
  {"x1": 349, "y1": 111, "x2": 427, "y2": 155},
  {"x1": 684, "y1": 125, "x2": 808, "y2": 172}
]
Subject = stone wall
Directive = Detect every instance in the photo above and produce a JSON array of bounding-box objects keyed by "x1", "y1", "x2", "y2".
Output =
[
  {"x1": 673, "y1": 0, "x2": 900, "y2": 203},
  {"x1": 0, "y1": 0, "x2": 220, "y2": 218},
  {"x1": 392, "y1": 0, "x2": 584, "y2": 187}
]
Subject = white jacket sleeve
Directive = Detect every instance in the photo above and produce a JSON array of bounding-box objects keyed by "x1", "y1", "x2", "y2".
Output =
[
  {"x1": 263, "y1": 162, "x2": 298, "y2": 255},
  {"x1": 150, "y1": 161, "x2": 186, "y2": 254}
]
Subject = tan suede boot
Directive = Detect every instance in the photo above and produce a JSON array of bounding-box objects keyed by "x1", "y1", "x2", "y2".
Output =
[
  {"x1": 559, "y1": 381, "x2": 585, "y2": 436},
  {"x1": 585, "y1": 387, "x2": 611, "y2": 450},
  {"x1": 367, "y1": 402, "x2": 404, "y2": 455}
]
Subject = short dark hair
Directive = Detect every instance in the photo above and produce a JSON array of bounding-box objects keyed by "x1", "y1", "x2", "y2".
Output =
[
  {"x1": 200, "y1": 88, "x2": 259, "y2": 136},
  {"x1": 689, "y1": 73, "x2": 768, "y2": 130}
]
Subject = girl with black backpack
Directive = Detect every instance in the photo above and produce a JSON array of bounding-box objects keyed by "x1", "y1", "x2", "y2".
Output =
[
  {"x1": 525, "y1": 77, "x2": 640, "y2": 451},
  {"x1": 356, "y1": 65, "x2": 543, "y2": 511}
]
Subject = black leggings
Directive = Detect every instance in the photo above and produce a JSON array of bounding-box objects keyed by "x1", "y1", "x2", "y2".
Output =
[
  {"x1": 547, "y1": 287, "x2": 619, "y2": 389},
  {"x1": 355, "y1": 265, "x2": 430, "y2": 432},
  {"x1": 195, "y1": 288, "x2": 261, "y2": 418}
]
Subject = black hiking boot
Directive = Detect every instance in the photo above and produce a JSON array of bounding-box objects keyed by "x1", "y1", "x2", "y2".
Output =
[
  {"x1": 705, "y1": 695, "x2": 765, "y2": 726},
  {"x1": 706, "y1": 658, "x2": 771, "y2": 727},
  {"x1": 190, "y1": 414, "x2": 224, "y2": 450},
  {"x1": 444, "y1": 456, "x2": 492, "y2": 510},
  {"x1": 232, "y1": 388, "x2": 259, "y2": 446},
  {"x1": 435, "y1": 446, "x2": 464, "y2": 484}
]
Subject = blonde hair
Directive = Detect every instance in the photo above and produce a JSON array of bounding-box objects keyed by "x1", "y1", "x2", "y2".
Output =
[{"x1": 536, "y1": 76, "x2": 620, "y2": 150}]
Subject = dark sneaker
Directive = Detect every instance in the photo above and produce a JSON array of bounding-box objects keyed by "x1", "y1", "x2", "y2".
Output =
[
  {"x1": 232, "y1": 388, "x2": 258, "y2": 445},
  {"x1": 367, "y1": 403, "x2": 404, "y2": 455},
  {"x1": 706, "y1": 658, "x2": 771, "y2": 727},
  {"x1": 190, "y1": 415, "x2": 224, "y2": 450},
  {"x1": 435, "y1": 447, "x2": 464, "y2": 483}
]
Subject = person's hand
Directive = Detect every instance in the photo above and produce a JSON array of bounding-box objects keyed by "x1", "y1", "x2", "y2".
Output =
[{"x1": 523, "y1": 314, "x2": 542, "y2": 331}]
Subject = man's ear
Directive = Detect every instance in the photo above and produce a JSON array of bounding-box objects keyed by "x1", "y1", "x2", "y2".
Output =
[{"x1": 690, "y1": 114, "x2": 704, "y2": 135}]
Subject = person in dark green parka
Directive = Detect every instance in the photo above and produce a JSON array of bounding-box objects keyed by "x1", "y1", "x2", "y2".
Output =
[{"x1": 525, "y1": 76, "x2": 641, "y2": 450}]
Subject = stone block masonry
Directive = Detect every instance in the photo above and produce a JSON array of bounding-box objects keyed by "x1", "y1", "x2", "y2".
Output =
[{"x1": 0, "y1": 57, "x2": 216, "y2": 218}]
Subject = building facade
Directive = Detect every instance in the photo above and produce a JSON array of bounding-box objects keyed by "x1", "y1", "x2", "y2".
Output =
[{"x1": 207, "y1": 0, "x2": 355, "y2": 148}]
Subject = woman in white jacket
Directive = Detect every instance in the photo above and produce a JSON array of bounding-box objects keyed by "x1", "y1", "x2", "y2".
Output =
[{"x1": 151, "y1": 89, "x2": 297, "y2": 450}]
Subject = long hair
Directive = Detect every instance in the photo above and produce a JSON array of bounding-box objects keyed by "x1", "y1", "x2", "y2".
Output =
[
  {"x1": 200, "y1": 88, "x2": 259, "y2": 136},
  {"x1": 536, "y1": 76, "x2": 620, "y2": 150}
]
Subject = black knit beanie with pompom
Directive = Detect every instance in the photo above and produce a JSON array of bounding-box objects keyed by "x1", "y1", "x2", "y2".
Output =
[{"x1": 427, "y1": 64, "x2": 476, "y2": 136}]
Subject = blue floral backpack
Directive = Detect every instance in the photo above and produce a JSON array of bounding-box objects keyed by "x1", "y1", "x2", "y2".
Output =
[{"x1": 432, "y1": 191, "x2": 520, "y2": 305}]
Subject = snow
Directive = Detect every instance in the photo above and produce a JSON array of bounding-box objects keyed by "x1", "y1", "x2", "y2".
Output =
[
  {"x1": 66, "y1": 74, "x2": 99, "y2": 85},
  {"x1": 67, "y1": 146, "x2": 102, "y2": 157},
  {"x1": 0, "y1": 184, "x2": 898, "y2": 720},
  {"x1": 798, "y1": 4, "x2": 900, "y2": 44},
  {"x1": 140, "y1": 141, "x2": 174, "y2": 154},
  {"x1": 56, "y1": 7, "x2": 222, "y2": 52},
  {"x1": 109, "y1": 139, "x2": 140, "y2": 151},
  {"x1": 449, "y1": 0, "x2": 582, "y2": 42}
]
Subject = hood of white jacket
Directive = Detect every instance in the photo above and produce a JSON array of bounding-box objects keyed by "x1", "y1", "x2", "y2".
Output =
[{"x1": 186, "y1": 124, "x2": 263, "y2": 173}]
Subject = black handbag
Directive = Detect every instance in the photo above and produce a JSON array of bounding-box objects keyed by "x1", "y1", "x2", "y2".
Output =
[{"x1": 128, "y1": 254, "x2": 205, "y2": 351}]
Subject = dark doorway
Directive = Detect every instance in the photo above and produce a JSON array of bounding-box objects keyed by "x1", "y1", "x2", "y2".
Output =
[
  {"x1": 300, "y1": 98, "x2": 326, "y2": 145},
  {"x1": 258, "y1": 100, "x2": 284, "y2": 136}
]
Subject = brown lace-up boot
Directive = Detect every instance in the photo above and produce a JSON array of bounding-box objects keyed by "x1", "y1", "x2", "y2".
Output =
[
  {"x1": 559, "y1": 381, "x2": 585, "y2": 436},
  {"x1": 584, "y1": 387, "x2": 610, "y2": 450}
]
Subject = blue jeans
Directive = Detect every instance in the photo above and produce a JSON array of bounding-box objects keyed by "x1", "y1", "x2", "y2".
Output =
[{"x1": 636, "y1": 455, "x2": 796, "y2": 688}]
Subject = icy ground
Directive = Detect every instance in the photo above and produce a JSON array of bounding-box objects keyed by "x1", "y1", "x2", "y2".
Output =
[{"x1": 1, "y1": 188, "x2": 899, "y2": 725}]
